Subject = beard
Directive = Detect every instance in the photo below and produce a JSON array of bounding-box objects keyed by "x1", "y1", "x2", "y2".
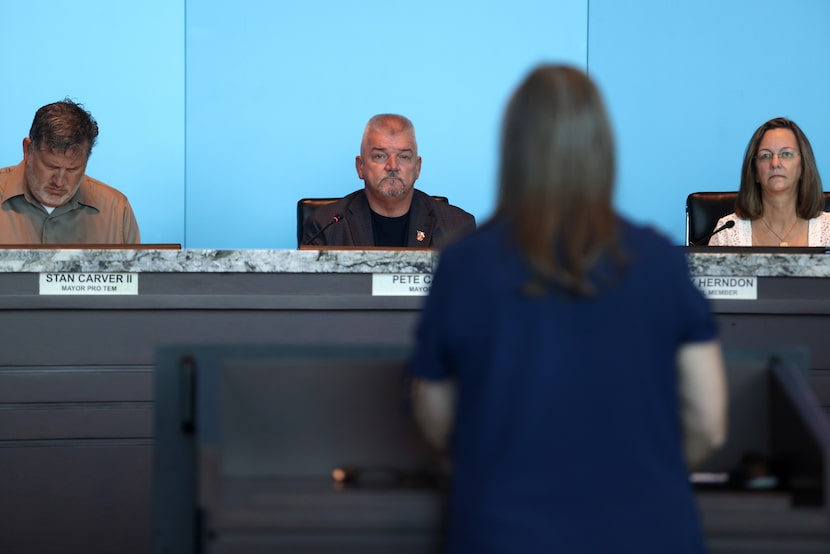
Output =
[{"x1": 375, "y1": 175, "x2": 409, "y2": 198}]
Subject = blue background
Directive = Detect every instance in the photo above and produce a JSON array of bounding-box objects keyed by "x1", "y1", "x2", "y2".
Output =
[{"x1": 1, "y1": 1, "x2": 828, "y2": 248}]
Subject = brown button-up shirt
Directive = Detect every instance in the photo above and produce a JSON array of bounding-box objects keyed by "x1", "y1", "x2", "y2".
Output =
[{"x1": 0, "y1": 161, "x2": 140, "y2": 244}]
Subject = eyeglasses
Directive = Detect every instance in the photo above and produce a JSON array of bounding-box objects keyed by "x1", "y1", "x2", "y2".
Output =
[{"x1": 755, "y1": 150, "x2": 799, "y2": 163}]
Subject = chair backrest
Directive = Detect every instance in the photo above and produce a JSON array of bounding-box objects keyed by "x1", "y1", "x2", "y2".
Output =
[
  {"x1": 297, "y1": 198, "x2": 340, "y2": 245},
  {"x1": 297, "y1": 196, "x2": 449, "y2": 246},
  {"x1": 686, "y1": 191, "x2": 830, "y2": 245},
  {"x1": 686, "y1": 192, "x2": 738, "y2": 245}
]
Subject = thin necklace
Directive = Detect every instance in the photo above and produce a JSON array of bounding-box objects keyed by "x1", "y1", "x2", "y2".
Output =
[{"x1": 761, "y1": 217, "x2": 799, "y2": 247}]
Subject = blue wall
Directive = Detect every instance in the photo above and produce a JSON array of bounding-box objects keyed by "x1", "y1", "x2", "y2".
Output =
[
  {"x1": 2, "y1": 1, "x2": 828, "y2": 247},
  {"x1": 589, "y1": 0, "x2": 830, "y2": 243},
  {"x1": 185, "y1": 0, "x2": 587, "y2": 248}
]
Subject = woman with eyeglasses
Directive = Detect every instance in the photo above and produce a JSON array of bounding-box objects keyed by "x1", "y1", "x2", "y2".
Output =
[
  {"x1": 409, "y1": 65, "x2": 727, "y2": 554},
  {"x1": 708, "y1": 117, "x2": 829, "y2": 246}
]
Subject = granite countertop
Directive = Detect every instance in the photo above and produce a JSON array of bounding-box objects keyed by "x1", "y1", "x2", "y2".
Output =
[
  {"x1": 685, "y1": 250, "x2": 830, "y2": 277},
  {"x1": 1, "y1": 248, "x2": 830, "y2": 277},
  {"x1": 0, "y1": 248, "x2": 438, "y2": 274}
]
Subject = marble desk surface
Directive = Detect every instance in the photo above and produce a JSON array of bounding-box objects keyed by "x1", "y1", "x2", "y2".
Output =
[
  {"x1": 0, "y1": 248, "x2": 438, "y2": 274},
  {"x1": 684, "y1": 250, "x2": 830, "y2": 278},
  {"x1": 1, "y1": 248, "x2": 830, "y2": 277}
]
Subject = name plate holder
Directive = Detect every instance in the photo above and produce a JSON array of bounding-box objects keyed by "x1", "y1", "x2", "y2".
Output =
[
  {"x1": 694, "y1": 276, "x2": 757, "y2": 300},
  {"x1": 39, "y1": 273, "x2": 139, "y2": 295},
  {"x1": 372, "y1": 273, "x2": 432, "y2": 296}
]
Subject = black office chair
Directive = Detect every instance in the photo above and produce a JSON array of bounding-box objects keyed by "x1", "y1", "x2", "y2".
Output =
[
  {"x1": 686, "y1": 191, "x2": 830, "y2": 245},
  {"x1": 297, "y1": 196, "x2": 449, "y2": 246},
  {"x1": 297, "y1": 198, "x2": 340, "y2": 246},
  {"x1": 685, "y1": 192, "x2": 738, "y2": 245}
]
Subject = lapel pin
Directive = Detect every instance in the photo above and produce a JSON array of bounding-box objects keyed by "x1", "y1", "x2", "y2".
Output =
[{"x1": 416, "y1": 230, "x2": 426, "y2": 242}]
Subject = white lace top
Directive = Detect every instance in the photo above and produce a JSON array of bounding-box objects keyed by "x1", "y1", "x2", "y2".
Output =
[{"x1": 708, "y1": 212, "x2": 830, "y2": 246}]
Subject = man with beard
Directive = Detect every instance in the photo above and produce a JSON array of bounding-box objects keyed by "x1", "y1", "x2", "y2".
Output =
[
  {"x1": 0, "y1": 98, "x2": 140, "y2": 244},
  {"x1": 300, "y1": 114, "x2": 475, "y2": 247}
]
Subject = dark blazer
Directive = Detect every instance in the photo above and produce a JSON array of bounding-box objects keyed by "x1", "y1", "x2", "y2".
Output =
[{"x1": 301, "y1": 189, "x2": 476, "y2": 248}]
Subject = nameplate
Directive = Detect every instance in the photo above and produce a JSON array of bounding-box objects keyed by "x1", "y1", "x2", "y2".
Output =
[
  {"x1": 693, "y1": 276, "x2": 757, "y2": 300},
  {"x1": 372, "y1": 273, "x2": 432, "y2": 296},
  {"x1": 39, "y1": 273, "x2": 139, "y2": 295}
]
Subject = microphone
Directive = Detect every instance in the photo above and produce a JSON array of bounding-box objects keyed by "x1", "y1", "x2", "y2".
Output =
[
  {"x1": 692, "y1": 220, "x2": 735, "y2": 246},
  {"x1": 302, "y1": 214, "x2": 343, "y2": 245}
]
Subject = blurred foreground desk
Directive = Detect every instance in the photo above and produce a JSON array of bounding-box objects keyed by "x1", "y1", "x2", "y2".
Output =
[
  {"x1": 152, "y1": 344, "x2": 828, "y2": 554},
  {"x1": 1, "y1": 248, "x2": 829, "y2": 553}
]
